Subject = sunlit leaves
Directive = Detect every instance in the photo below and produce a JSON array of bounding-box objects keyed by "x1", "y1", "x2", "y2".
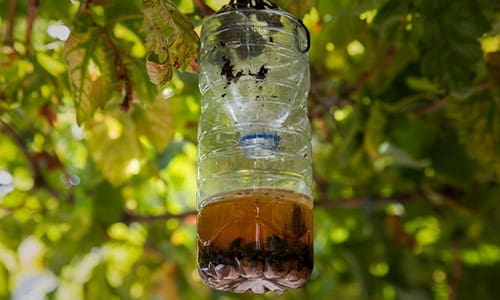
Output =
[
  {"x1": 86, "y1": 113, "x2": 142, "y2": 185},
  {"x1": 113, "y1": 23, "x2": 146, "y2": 58},
  {"x1": 64, "y1": 25, "x2": 119, "y2": 125},
  {"x1": 142, "y1": 0, "x2": 199, "y2": 86},
  {"x1": 371, "y1": 0, "x2": 491, "y2": 91},
  {"x1": 446, "y1": 94, "x2": 500, "y2": 179},
  {"x1": 37, "y1": 53, "x2": 67, "y2": 77},
  {"x1": 133, "y1": 99, "x2": 175, "y2": 151},
  {"x1": 86, "y1": 100, "x2": 175, "y2": 186},
  {"x1": 405, "y1": 216, "x2": 441, "y2": 247},
  {"x1": 462, "y1": 243, "x2": 500, "y2": 266}
]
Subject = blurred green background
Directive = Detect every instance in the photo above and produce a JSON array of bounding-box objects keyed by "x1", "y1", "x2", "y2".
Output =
[{"x1": 0, "y1": 0, "x2": 499, "y2": 299}]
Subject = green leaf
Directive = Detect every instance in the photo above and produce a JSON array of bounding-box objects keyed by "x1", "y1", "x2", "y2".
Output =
[
  {"x1": 86, "y1": 114, "x2": 143, "y2": 186},
  {"x1": 368, "y1": 43, "x2": 419, "y2": 94},
  {"x1": 405, "y1": 77, "x2": 443, "y2": 93},
  {"x1": 93, "y1": 182, "x2": 124, "y2": 226},
  {"x1": 142, "y1": 0, "x2": 199, "y2": 86},
  {"x1": 372, "y1": 0, "x2": 410, "y2": 37},
  {"x1": 64, "y1": 25, "x2": 120, "y2": 124},
  {"x1": 486, "y1": 51, "x2": 500, "y2": 83},
  {"x1": 273, "y1": 0, "x2": 317, "y2": 19},
  {"x1": 85, "y1": 98, "x2": 175, "y2": 184},
  {"x1": 388, "y1": 116, "x2": 436, "y2": 159},
  {"x1": 447, "y1": 95, "x2": 500, "y2": 179},
  {"x1": 364, "y1": 102, "x2": 387, "y2": 160},
  {"x1": 36, "y1": 53, "x2": 66, "y2": 77},
  {"x1": 429, "y1": 130, "x2": 476, "y2": 184},
  {"x1": 133, "y1": 99, "x2": 175, "y2": 151},
  {"x1": 125, "y1": 55, "x2": 159, "y2": 103},
  {"x1": 378, "y1": 142, "x2": 431, "y2": 169},
  {"x1": 156, "y1": 139, "x2": 186, "y2": 169},
  {"x1": 419, "y1": 0, "x2": 491, "y2": 91}
]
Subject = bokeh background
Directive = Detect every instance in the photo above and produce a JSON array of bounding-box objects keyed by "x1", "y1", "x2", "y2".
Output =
[{"x1": 0, "y1": 0, "x2": 499, "y2": 299}]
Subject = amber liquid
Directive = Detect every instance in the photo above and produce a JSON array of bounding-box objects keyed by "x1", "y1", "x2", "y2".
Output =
[{"x1": 197, "y1": 189, "x2": 313, "y2": 294}]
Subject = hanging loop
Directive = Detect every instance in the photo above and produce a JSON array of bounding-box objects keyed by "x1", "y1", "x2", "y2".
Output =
[{"x1": 295, "y1": 20, "x2": 310, "y2": 53}]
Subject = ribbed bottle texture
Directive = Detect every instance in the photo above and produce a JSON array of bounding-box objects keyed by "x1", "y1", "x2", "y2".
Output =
[{"x1": 196, "y1": 8, "x2": 313, "y2": 294}]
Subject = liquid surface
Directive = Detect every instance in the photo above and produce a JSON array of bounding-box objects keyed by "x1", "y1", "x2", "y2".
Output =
[{"x1": 197, "y1": 189, "x2": 313, "y2": 294}]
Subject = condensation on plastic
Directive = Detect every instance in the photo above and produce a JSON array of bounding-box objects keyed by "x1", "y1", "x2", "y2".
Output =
[{"x1": 197, "y1": 8, "x2": 312, "y2": 207}]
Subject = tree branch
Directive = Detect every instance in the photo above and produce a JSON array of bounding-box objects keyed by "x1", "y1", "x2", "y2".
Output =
[
  {"x1": 308, "y1": 45, "x2": 397, "y2": 123},
  {"x1": 194, "y1": 0, "x2": 215, "y2": 16},
  {"x1": 26, "y1": 0, "x2": 39, "y2": 55},
  {"x1": 314, "y1": 193, "x2": 424, "y2": 209},
  {"x1": 121, "y1": 193, "x2": 429, "y2": 224},
  {"x1": 4, "y1": 0, "x2": 17, "y2": 48},
  {"x1": 448, "y1": 242, "x2": 463, "y2": 300},
  {"x1": 414, "y1": 80, "x2": 495, "y2": 116},
  {"x1": 0, "y1": 121, "x2": 62, "y2": 199},
  {"x1": 341, "y1": 45, "x2": 397, "y2": 97},
  {"x1": 0, "y1": 121, "x2": 32, "y2": 171},
  {"x1": 310, "y1": 71, "x2": 354, "y2": 110},
  {"x1": 412, "y1": 94, "x2": 452, "y2": 116}
]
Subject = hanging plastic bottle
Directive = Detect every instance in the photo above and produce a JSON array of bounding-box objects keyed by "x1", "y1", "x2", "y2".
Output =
[{"x1": 196, "y1": 0, "x2": 313, "y2": 294}]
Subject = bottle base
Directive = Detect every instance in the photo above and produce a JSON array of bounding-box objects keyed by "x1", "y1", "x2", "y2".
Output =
[
  {"x1": 198, "y1": 258, "x2": 312, "y2": 294},
  {"x1": 197, "y1": 189, "x2": 313, "y2": 294}
]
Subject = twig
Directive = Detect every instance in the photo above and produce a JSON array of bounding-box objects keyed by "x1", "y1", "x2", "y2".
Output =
[
  {"x1": 314, "y1": 176, "x2": 475, "y2": 214},
  {"x1": 414, "y1": 81, "x2": 494, "y2": 116},
  {"x1": 82, "y1": 0, "x2": 92, "y2": 12},
  {"x1": 413, "y1": 95, "x2": 452, "y2": 116},
  {"x1": 0, "y1": 121, "x2": 40, "y2": 180},
  {"x1": 0, "y1": 121, "x2": 60, "y2": 199},
  {"x1": 4, "y1": 0, "x2": 17, "y2": 47},
  {"x1": 120, "y1": 71, "x2": 134, "y2": 111},
  {"x1": 341, "y1": 45, "x2": 397, "y2": 97},
  {"x1": 448, "y1": 242, "x2": 463, "y2": 300},
  {"x1": 120, "y1": 178, "x2": 475, "y2": 223},
  {"x1": 309, "y1": 46, "x2": 397, "y2": 120},
  {"x1": 391, "y1": 92, "x2": 440, "y2": 112},
  {"x1": 310, "y1": 70, "x2": 353, "y2": 109},
  {"x1": 314, "y1": 193, "x2": 424, "y2": 209},
  {"x1": 121, "y1": 193, "x2": 425, "y2": 224},
  {"x1": 194, "y1": 0, "x2": 215, "y2": 16},
  {"x1": 1, "y1": 122, "x2": 39, "y2": 178},
  {"x1": 26, "y1": 0, "x2": 39, "y2": 55}
]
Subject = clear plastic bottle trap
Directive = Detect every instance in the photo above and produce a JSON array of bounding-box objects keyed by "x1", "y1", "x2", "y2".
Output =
[{"x1": 196, "y1": 0, "x2": 313, "y2": 294}]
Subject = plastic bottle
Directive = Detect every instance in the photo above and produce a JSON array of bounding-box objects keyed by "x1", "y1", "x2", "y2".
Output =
[{"x1": 196, "y1": 4, "x2": 313, "y2": 294}]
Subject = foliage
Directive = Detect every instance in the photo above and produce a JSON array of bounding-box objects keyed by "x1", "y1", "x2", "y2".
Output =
[{"x1": 0, "y1": 0, "x2": 499, "y2": 299}]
